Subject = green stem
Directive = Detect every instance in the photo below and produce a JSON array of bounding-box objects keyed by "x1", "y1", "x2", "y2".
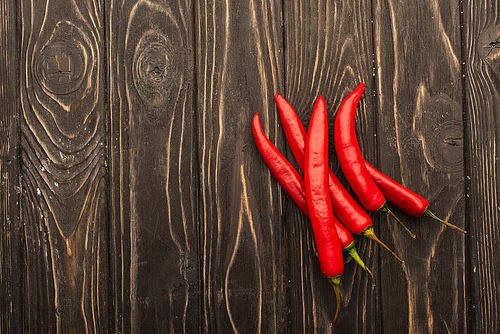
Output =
[
  {"x1": 423, "y1": 208, "x2": 467, "y2": 233},
  {"x1": 379, "y1": 203, "x2": 416, "y2": 238},
  {"x1": 344, "y1": 242, "x2": 375, "y2": 285},
  {"x1": 328, "y1": 276, "x2": 341, "y2": 327},
  {"x1": 362, "y1": 227, "x2": 404, "y2": 263}
]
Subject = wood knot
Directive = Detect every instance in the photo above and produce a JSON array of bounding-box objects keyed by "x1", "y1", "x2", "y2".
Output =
[
  {"x1": 442, "y1": 135, "x2": 463, "y2": 147},
  {"x1": 140, "y1": 43, "x2": 169, "y2": 84},
  {"x1": 434, "y1": 119, "x2": 464, "y2": 171},
  {"x1": 414, "y1": 88, "x2": 463, "y2": 173},
  {"x1": 133, "y1": 31, "x2": 178, "y2": 108},
  {"x1": 34, "y1": 21, "x2": 91, "y2": 98},
  {"x1": 28, "y1": 20, "x2": 101, "y2": 145},
  {"x1": 478, "y1": 25, "x2": 500, "y2": 66}
]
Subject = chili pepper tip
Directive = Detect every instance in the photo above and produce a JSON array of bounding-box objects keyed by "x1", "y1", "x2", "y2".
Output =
[
  {"x1": 344, "y1": 243, "x2": 375, "y2": 285},
  {"x1": 423, "y1": 208, "x2": 467, "y2": 233},
  {"x1": 328, "y1": 277, "x2": 341, "y2": 327},
  {"x1": 363, "y1": 227, "x2": 404, "y2": 263},
  {"x1": 380, "y1": 204, "x2": 416, "y2": 238}
]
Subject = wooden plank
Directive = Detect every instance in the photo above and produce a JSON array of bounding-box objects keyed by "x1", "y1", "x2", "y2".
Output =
[
  {"x1": 19, "y1": 0, "x2": 109, "y2": 331},
  {"x1": 195, "y1": 0, "x2": 285, "y2": 332},
  {"x1": 0, "y1": 160, "x2": 18, "y2": 333},
  {"x1": 107, "y1": 1, "x2": 130, "y2": 329},
  {"x1": 463, "y1": 0, "x2": 500, "y2": 332},
  {"x1": 2, "y1": 1, "x2": 495, "y2": 333},
  {"x1": 283, "y1": 1, "x2": 380, "y2": 332},
  {"x1": 0, "y1": 0, "x2": 19, "y2": 159},
  {"x1": 0, "y1": 0, "x2": 20, "y2": 331},
  {"x1": 373, "y1": 0, "x2": 466, "y2": 332},
  {"x1": 108, "y1": 0, "x2": 199, "y2": 332}
]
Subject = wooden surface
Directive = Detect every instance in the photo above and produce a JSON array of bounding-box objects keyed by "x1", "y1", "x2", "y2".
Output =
[{"x1": 1, "y1": 0, "x2": 499, "y2": 333}]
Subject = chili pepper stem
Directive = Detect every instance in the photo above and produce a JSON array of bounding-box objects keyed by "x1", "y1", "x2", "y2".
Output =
[
  {"x1": 423, "y1": 208, "x2": 467, "y2": 233},
  {"x1": 379, "y1": 203, "x2": 416, "y2": 238},
  {"x1": 362, "y1": 227, "x2": 404, "y2": 263},
  {"x1": 328, "y1": 276, "x2": 341, "y2": 327},
  {"x1": 344, "y1": 242, "x2": 375, "y2": 285}
]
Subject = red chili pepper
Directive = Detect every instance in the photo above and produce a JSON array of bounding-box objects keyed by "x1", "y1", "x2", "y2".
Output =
[
  {"x1": 334, "y1": 217, "x2": 374, "y2": 284},
  {"x1": 275, "y1": 93, "x2": 372, "y2": 234},
  {"x1": 275, "y1": 94, "x2": 403, "y2": 263},
  {"x1": 334, "y1": 83, "x2": 415, "y2": 238},
  {"x1": 251, "y1": 113, "x2": 309, "y2": 216},
  {"x1": 364, "y1": 161, "x2": 466, "y2": 233},
  {"x1": 304, "y1": 96, "x2": 343, "y2": 327},
  {"x1": 252, "y1": 112, "x2": 374, "y2": 281}
]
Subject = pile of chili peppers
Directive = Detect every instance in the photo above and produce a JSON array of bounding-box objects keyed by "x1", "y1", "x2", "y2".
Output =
[{"x1": 252, "y1": 82, "x2": 466, "y2": 327}]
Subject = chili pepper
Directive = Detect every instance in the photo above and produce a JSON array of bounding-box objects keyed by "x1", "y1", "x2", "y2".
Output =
[
  {"x1": 334, "y1": 216, "x2": 374, "y2": 284},
  {"x1": 304, "y1": 95, "x2": 344, "y2": 327},
  {"x1": 251, "y1": 113, "x2": 309, "y2": 216},
  {"x1": 252, "y1": 113, "x2": 374, "y2": 280},
  {"x1": 275, "y1": 94, "x2": 403, "y2": 263},
  {"x1": 275, "y1": 93, "x2": 372, "y2": 234},
  {"x1": 333, "y1": 82, "x2": 415, "y2": 238},
  {"x1": 364, "y1": 160, "x2": 466, "y2": 233}
]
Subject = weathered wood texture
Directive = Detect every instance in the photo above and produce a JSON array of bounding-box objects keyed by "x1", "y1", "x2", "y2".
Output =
[
  {"x1": 1, "y1": 0, "x2": 500, "y2": 333},
  {"x1": 283, "y1": 1, "x2": 380, "y2": 332},
  {"x1": 0, "y1": 0, "x2": 20, "y2": 332},
  {"x1": 463, "y1": 0, "x2": 500, "y2": 333},
  {"x1": 196, "y1": 1, "x2": 285, "y2": 332},
  {"x1": 18, "y1": 0, "x2": 109, "y2": 332},
  {"x1": 374, "y1": 1, "x2": 467, "y2": 333},
  {"x1": 109, "y1": 0, "x2": 199, "y2": 332}
]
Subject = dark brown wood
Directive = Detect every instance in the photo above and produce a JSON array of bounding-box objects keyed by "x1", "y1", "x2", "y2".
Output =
[
  {"x1": 18, "y1": 0, "x2": 109, "y2": 332},
  {"x1": 374, "y1": 0, "x2": 467, "y2": 333},
  {"x1": 0, "y1": 0, "x2": 20, "y2": 331},
  {"x1": 463, "y1": 1, "x2": 500, "y2": 333},
  {"x1": 109, "y1": 0, "x2": 200, "y2": 332},
  {"x1": 283, "y1": 1, "x2": 380, "y2": 332},
  {"x1": 195, "y1": 0, "x2": 285, "y2": 332},
  {"x1": 0, "y1": 161, "x2": 14, "y2": 332},
  {"x1": 1, "y1": 0, "x2": 500, "y2": 333}
]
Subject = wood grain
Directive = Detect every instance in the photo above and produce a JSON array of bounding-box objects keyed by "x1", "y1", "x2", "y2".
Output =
[
  {"x1": 463, "y1": 0, "x2": 500, "y2": 333},
  {"x1": 109, "y1": 0, "x2": 199, "y2": 332},
  {"x1": 0, "y1": 0, "x2": 19, "y2": 159},
  {"x1": 0, "y1": 0, "x2": 20, "y2": 331},
  {"x1": 0, "y1": 160, "x2": 16, "y2": 333},
  {"x1": 374, "y1": 0, "x2": 466, "y2": 332},
  {"x1": 195, "y1": 0, "x2": 284, "y2": 332},
  {"x1": 19, "y1": 0, "x2": 109, "y2": 331},
  {"x1": 283, "y1": 1, "x2": 380, "y2": 332},
  {"x1": 1, "y1": 1, "x2": 498, "y2": 332}
]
